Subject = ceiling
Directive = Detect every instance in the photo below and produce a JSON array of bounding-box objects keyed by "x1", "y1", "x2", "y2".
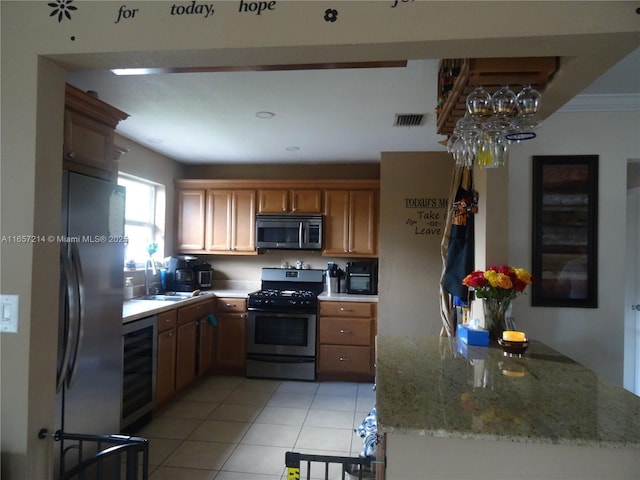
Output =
[{"x1": 66, "y1": 48, "x2": 640, "y2": 165}]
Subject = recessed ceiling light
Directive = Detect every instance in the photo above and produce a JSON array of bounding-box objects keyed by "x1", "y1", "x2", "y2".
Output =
[
  {"x1": 285, "y1": 146, "x2": 300, "y2": 152},
  {"x1": 256, "y1": 111, "x2": 275, "y2": 119}
]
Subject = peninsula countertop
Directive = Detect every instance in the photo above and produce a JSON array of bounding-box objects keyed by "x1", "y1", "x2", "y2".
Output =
[{"x1": 376, "y1": 336, "x2": 640, "y2": 449}]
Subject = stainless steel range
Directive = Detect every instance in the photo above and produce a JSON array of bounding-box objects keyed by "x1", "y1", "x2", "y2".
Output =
[{"x1": 246, "y1": 268, "x2": 325, "y2": 381}]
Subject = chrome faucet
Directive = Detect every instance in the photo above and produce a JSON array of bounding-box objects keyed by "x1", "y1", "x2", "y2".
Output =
[{"x1": 144, "y1": 259, "x2": 157, "y2": 295}]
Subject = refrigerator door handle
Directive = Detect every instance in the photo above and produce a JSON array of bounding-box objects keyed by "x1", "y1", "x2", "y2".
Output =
[
  {"x1": 66, "y1": 243, "x2": 86, "y2": 389},
  {"x1": 56, "y1": 248, "x2": 77, "y2": 393}
]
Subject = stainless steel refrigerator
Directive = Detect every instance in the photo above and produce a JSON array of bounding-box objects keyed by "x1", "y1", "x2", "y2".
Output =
[{"x1": 55, "y1": 170, "x2": 125, "y2": 476}]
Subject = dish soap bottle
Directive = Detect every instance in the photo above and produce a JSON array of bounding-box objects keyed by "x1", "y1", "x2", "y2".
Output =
[{"x1": 124, "y1": 277, "x2": 134, "y2": 300}]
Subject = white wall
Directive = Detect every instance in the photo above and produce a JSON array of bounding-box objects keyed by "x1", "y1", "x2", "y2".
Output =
[
  {"x1": 378, "y1": 152, "x2": 453, "y2": 337},
  {"x1": 508, "y1": 110, "x2": 640, "y2": 385}
]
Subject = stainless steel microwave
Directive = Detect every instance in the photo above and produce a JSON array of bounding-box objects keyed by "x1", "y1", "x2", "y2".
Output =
[{"x1": 255, "y1": 214, "x2": 323, "y2": 250}]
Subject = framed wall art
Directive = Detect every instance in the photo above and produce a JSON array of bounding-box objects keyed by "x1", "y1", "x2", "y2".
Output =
[{"x1": 531, "y1": 155, "x2": 598, "y2": 307}]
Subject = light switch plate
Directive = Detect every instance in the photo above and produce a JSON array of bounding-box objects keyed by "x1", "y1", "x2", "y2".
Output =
[{"x1": 0, "y1": 295, "x2": 19, "y2": 333}]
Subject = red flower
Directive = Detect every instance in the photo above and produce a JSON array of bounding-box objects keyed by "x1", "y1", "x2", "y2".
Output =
[{"x1": 462, "y1": 270, "x2": 487, "y2": 289}]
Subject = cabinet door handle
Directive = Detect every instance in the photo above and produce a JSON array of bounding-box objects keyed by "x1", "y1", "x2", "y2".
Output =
[
  {"x1": 339, "y1": 357, "x2": 350, "y2": 362},
  {"x1": 339, "y1": 329, "x2": 352, "y2": 334},
  {"x1": 340, "y1": 307, "x2": 353, "y2": 312},
  {"x1": 225, "y1": 303, "x2": 236, "y2": 308}
]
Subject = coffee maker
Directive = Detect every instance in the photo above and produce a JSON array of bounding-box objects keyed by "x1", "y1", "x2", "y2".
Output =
[{"x1": 165, "y1": 255, "x2": 199, "y2": 292}]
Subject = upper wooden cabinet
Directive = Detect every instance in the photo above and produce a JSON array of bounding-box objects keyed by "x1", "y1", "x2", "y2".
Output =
[
  {"x1": 177, "y1": 189, "x2": 206, "y2": 251},
  {"x1": 206, "y1": 189, "x2": 256, "y2": 254},
  {"x1": 63, "y1": 84, "x2": 129, "y2": 182},
  {"x1": 176, "y1": 188, "x2": 256, "y2": 255},
  {"x1": 323, "y1": 189, "x2": 378, "y2": 257},
  {"x1": 258, "y1": 189, "x2": 322, "y2": 214},
  {"x1": 175, "y1": 179, "x2": 379, "y2": 256}
]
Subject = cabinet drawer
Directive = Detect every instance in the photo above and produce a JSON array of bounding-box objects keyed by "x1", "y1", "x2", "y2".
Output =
[
  {"x1": 157, "y1": 309, "x2": 177, "y2": 332},
  {"x1": 318, "y1": 345, "x2": 371, "y2": 374},
  {"x1": 178, "y1": 298, "x2": 214, "y2": 325},
  {"x1": 319, "y1": 301, "x2": 373, "y2": 318},
  {"x1": 215, "y1": 297, "x2": 247, "y2": 313},
  {"x1": 319, "y1": 318, "x2": 371, "y2": 346}
]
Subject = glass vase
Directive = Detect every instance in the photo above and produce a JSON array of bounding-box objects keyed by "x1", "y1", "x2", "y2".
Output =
[{"x1": 482, "y1": 298, "x2": 514, "y2": 341}]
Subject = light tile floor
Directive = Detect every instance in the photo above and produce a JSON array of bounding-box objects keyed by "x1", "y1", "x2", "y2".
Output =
[{"x1": 136, "y1": 376, "x2": 376, "y2": 479}]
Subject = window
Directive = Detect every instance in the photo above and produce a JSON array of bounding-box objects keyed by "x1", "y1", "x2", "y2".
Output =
[{"x1": 118, "y1": 174, "x2": 165, "y2": 267}]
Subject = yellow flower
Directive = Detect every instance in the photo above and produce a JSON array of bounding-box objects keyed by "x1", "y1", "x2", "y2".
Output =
[
  {"x1": 495, "y1": 273, "x2": 513, "y2": 289},
  {"x1": 512, "y1": 267, "x2": 533, "y2": 285},
  {"x1": 484, "y1": 270, "x2": 497, "y2": 284}
]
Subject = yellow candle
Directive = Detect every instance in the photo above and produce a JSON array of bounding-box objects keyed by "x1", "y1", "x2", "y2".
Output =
[{"x1": 503, "y1": 331, "x2": 526, "y2": 342}]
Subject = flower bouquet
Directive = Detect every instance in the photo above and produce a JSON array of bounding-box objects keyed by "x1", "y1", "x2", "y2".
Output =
[{"x1": 462, "y1": 265, "x2": 534, "y2": 340}]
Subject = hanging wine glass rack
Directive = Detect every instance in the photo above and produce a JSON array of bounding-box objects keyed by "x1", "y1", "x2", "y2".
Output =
[{"x1": 436, "y1": 57, "x2": 559, "y2": 137}]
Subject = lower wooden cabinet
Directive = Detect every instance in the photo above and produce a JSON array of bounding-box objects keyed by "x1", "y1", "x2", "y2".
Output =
[
  {"x1": 155, "y1": 310, "x2": 177, "y2": 409},
  {"x1": 213, "y1": 297, "x2": 247, "y2": 375},
  {"x1": 198, "y1": 316, "x2": 215, "y2": 377},
  {"x1": 171, "y1": 298, "x2": 215, "y2": 395},
  {"x1": 175, "y1": 319, "x2": 198, "y2": 391},
  {"x1": 318, "y1": 345, "x2": 372, "y2": 374},
  {"x1": 317, "y1": 301, "x2": 376, "y2": 381}
]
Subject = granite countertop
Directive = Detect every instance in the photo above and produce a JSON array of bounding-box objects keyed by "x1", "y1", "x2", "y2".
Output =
[{"x1": 376, "y1": 336, "x2": 640, "y2": 448}]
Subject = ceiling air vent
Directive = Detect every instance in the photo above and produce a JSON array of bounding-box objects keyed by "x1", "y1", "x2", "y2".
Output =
[{"x1": 393, "y1": 113, "x2": 427, "y2": 127}]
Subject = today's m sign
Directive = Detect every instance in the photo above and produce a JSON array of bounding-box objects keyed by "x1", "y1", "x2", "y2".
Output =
[{"x1": 404, "y1": 197, "x2": 448, "y2": 237}]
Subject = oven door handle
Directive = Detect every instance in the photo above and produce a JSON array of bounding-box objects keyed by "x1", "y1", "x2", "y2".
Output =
[{"x1": 247, "y1": 353, "x2": 315, "y2": 364}]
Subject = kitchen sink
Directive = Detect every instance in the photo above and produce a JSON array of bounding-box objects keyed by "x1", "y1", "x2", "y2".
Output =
[{"x1": 139, "y1": 294, "x2": 194, "y2": 302}]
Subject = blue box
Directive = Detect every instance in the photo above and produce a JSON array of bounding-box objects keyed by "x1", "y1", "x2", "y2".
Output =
[{"x1": 457, "y1": 324, "x2": 489, "y2": 346}]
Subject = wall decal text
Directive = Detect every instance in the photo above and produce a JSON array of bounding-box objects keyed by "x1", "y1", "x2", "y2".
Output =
[
  {"x1": 170, "y1": 2, "x2": 215, "y2": 18},
  {"x1": 115, "y1": 5, "x2": 140, "y2": 23},
  {"x1": 391, "y1": 0, "x2": 415, "y2": 8},
  {"x1": 238, "y1": 0, "x2": 276, "y2": 15},
  {"x1": 404, "y1": 197, "x2": 448, "y2": 236}
]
